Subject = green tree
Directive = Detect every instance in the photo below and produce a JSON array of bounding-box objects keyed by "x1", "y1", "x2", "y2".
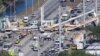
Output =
[
  {"x1": 58, "y1": 50, "x2": 68, "y2": 56},
  {"x1": 85, "y1": 25, "x2": 100, "y2": 40},
  {"x1": 58, "y1": 50, "x2": 95, "y2": 56},
  {"x1": 0, "y1": 0, "x2": 6, "y2": 14},
  {"x1": 0, "y1": 0, "x2": 3, "y2": 4},
  {"x1": 0, "y1": 50, "x2": 11, "y2": 56},
  {"x1": 0, "y1": 0, "x2": 3, "y2": 8},
  {"x1": 70, "y1": 50, "x2": 94, "y2": 56}
]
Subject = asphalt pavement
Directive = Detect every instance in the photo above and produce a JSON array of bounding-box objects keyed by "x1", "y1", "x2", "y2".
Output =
[
  {"x1": 16, "y1": 30, "x2": 39, "y2": 56},
  {"x1": 16, "y1": 0, "x2": 100, "y2": 56}
]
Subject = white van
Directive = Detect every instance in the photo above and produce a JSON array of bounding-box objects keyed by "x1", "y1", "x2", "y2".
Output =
[
  {"x1": 23, "y1": 17, "x2": 28, "y2": 23},
  {"x1": 3, "y1": 42, "x2": 13, "y2": 50}
]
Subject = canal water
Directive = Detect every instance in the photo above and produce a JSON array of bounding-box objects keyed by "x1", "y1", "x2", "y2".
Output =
[{"x1": 4, "y1": 0, "x2": 37, "y2": 16}]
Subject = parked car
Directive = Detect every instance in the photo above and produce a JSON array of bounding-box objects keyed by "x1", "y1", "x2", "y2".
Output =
[
  {"x1": 54, "y1": 38, "x2": 60, "y2": 49},
  {"x1": 3, "y1": 42, "x2": 13, "y2": 50},
  {"x1": 0, "y1": 40, "x2": 3, "y2": 46},
  {"x1": 62, "y1": 44, "x2": 68, "y2": 49}
]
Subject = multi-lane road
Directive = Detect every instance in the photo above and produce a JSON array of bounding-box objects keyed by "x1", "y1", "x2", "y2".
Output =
[
  {"x1": 19, "y1": 30, "x2": 39, "y2": 56},
  {"x1": 9, "y1": 0, "x2": 100, "y2": 56}
]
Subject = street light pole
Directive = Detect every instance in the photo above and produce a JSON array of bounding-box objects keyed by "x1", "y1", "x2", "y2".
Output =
[
  {"x1": 95, "y1": 0, "x2": 97, "y2": 14},
  {"x1": 40, "y1": 6, "x2": 44, "y2": 27},
  {"x1": 38, "y1": 40, "x2": 40, "y2": 56},
  {"x1": 83, "y1": 0, "x2": 86, "y2": 47},
  {"x1": 14, "y1": 0, "x2": 16, "y2": 20},
  {"x1": 25, "y1": 0, "x2": 28, "y2": 16},
  {"x1": 32, "y1": 0, "x2": 34, "y2": 13},
  {"x1": 58, "y1": 5, "x2": 62, "y2": 51},
  {"x1": 38, "y1": 0, "x2": 39, "y2": 8},
  {"x1": 95, "y1": 0, "x2": 99, "y2": 25},
  {"x1": 10, "y1": 4, "x2": 12, "y2": 17}
]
